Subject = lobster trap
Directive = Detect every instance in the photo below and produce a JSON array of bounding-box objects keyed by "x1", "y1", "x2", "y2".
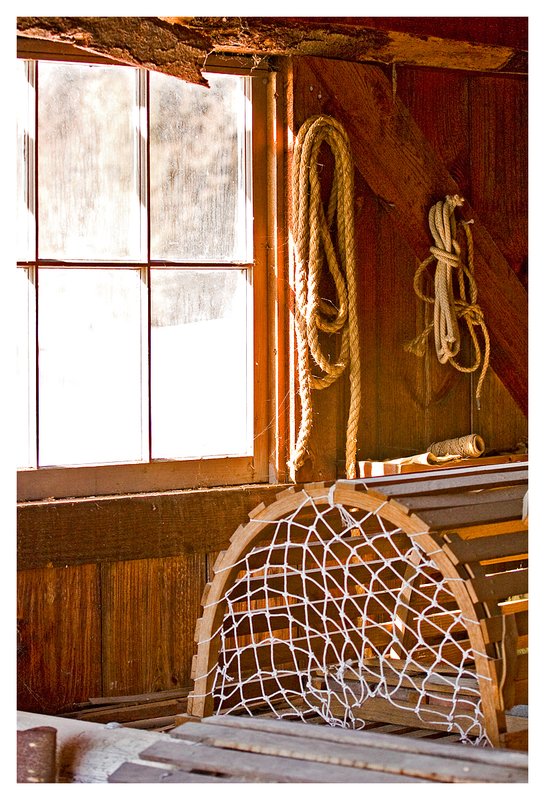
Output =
[{"x1": 188, "y1": 462, "x2": 528, "y2": 748}]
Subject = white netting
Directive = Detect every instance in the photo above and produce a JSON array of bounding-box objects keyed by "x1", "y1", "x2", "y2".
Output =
[{"x1": 195, "y1": 489, "x2": 492, "y2": 745}]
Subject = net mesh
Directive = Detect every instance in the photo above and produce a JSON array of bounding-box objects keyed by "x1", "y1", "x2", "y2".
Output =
[{"x1": 195, "y1": 488, "x2": 492, "y2": 745}]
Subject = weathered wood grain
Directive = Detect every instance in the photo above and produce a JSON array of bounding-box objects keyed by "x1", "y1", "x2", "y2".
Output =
[
  {"x1": 17, "y1": 565, "x2": 102, "y2": 713},
  {"x1": 304, "y1": 57, "x2": 527, "y2": 414},
  {"x1": 17, "y1": 17, "x2": 528, "y2": 83},
  {"x1": 17, "y1": 483, "x2": 289, "y2": 570},
  {"x1": 101, "y1": 555, "x2": 206, "y2": 697}
]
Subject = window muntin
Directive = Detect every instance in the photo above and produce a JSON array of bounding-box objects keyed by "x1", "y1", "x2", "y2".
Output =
[{"x1": 17, "y1": 56, "x2": 267, "y2": 495}]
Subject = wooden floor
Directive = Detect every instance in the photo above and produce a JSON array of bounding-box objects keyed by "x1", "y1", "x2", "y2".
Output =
[{"x1": 18, "y1": 711, "x2": 528, "y2": 783}]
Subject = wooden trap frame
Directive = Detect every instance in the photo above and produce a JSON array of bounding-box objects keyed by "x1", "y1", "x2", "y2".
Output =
[{"x1": 188, "y1": 461, "x2": 528, "y2": 748}]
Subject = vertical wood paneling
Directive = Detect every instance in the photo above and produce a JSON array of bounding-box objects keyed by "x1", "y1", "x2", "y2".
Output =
[
  {"x1": 473, "y1": 369, "x2": 528, "y2": 453},
  {"x1": 101, "y1": 555, "x2": 206, "y2": 697},
  {"x1": 371, "y1": 204, "x2": 472, "y2": 458},
  {"x1": 392, "y1": 67, "x2": 473, "y2": 451},
  {"x1": 17, "y1": 565, "x2": 102, "y2": 713},
  {"x1": 396, "y1": 68, "x2": 471, "y2": 195},
  {"x1": 290, "y1": 58, "x2": 344, "y2": 481},
  {"x1": 291, "y1": 59, "x2": 526, "y2": 465},
  {"x1": 468, "y1": 74, "x2": 528, "y2": 447},
  {"x1": 354, "y1": 188, "x2": 380, "y2": 459},
  {"x1": 469, "y1": 75, "x2": 528, "y2": 282}
]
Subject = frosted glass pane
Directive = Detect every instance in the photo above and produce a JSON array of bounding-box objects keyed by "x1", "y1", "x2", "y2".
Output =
[
  {"x1": 15, "y1": 268, "x2": 35, "y2": 468},
  {"x1": 151, "y1": 270, "x2": 251, "y2": 458},
  {"x1": 38, "y1": 63, "x2": 142, "y2": 261},
  {"x1": 17, "y1": 60, "x2": 34, "y2": 261},
  {"x1": 150, "y1": 72, "x2": 251, "y2": 262},
  {"x1": 38, "y1": 270, "x2": 145, "y2": 466}
]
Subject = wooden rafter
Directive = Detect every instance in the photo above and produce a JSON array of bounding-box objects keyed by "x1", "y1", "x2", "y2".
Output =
[
  {"x1": 303, "y1": 57, "x2": 527, "y2": 414},
  {"x1": 16, "y1": 16, "x2": 527, "y2": 85}
]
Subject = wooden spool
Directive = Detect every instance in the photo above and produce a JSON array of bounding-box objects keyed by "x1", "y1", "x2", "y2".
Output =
[{"x1": 188, "y1": 461, "x2": 528, "y2": 748}]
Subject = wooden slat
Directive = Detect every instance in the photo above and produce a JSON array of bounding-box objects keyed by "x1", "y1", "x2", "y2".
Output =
[
  {"x1": 222, "y1": 596, "x2": 468, "y2": 643},
  {"x1": 350, "y1": 460, "x2": 527, "y2": 493},
  {"x1": 219, "y1": 630, "x2": 477, "y2": 679},
  {"x1": 328, "y1": 694, "x2": 482, "y2": 737},
  {"x1": 195, "y1": 714, "x2": 529, "y2": 768},
  {"x1": 108, "y1": 761, "x2": 239, "y2": 783},
  {"x1": 480, "y1": 610, "x2": 528, "y2": 645},
  {"x1": 211, "y1": 673, "x2": 305, "y2": 712},
  {"x1": 85, "y1": 689, "x2": 191, "y2": 707},
  {"x1": 410, "y1": 497, "x2": 525, "y2": 530},
  {"x1": 392, "y1": 484, "x2": 527, "y2": 515},
  {"x1": 225, "y1": 558, "x2": 413, "y2": 603},
  {"x1": 331, "y1": 662, "x2": 480, "y2": 698},
  {"x1": 442, "y1": 530, "x2": 528, "y2": 565},
  {"x1": 172, "y1": 719, "x2": 526, "y2": 782},
  {"x1": 139, "y1": 737, "x2": 420, "y2": 783},
  {"x1": 61, "y1": 699, "x2": 186, "y2": 725},
  {"x1": 443, "y1": 518, "x2": 528, "y2": 542},
  {"x1": 466, "y1": 568, "x2": 528, "y2": 605},
  {"x1": 223, "y1": 579, "x2": 456, "y2": 620},
  {"x1": 365, "y1": 467, "x2": 527, "y2": 500}
]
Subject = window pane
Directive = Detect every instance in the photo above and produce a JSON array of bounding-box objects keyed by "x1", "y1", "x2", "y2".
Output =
[
  {"x1": 150, "y1": 72, "x2": 251, "y2": 262},
  {"x1": 17, "y1": 60, "x2": 35, "y2": 261},
  {"x1": 151, "y1": 269, "x2": 251, "y2": 458},
  {"x1": 38, "y1": 269, "x2": 146, "y2": 466},
  {"x1": 16, "y1": 268, "x2": 36, "y2": 468},
  {"x1": 38, "y1": 63, "x2": 143, "y2": 261}
]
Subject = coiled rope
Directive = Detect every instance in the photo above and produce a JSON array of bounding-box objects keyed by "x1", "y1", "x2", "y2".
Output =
[
  {"x1": 289, "y1": 115, "x2": 361, "y2": 480},
  {"x1": 405, "y1": 195, "x2": 490, "y2": 409}
]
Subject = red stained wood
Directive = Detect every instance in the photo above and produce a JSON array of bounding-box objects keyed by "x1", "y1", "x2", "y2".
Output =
[
  {"x1": 303, "y1": 57, "x2": 527, "y2": 415},
  {"x1": 101, "y1": 556, "x2": 207, "y2": 697},
  {"x1": 17, "y1": 565, "x2": 102, "y2": 713}
]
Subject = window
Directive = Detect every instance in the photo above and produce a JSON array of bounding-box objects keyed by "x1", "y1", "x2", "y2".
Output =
[{"x1": 16, "y1": 53, "x2": 272, "y2": 500}]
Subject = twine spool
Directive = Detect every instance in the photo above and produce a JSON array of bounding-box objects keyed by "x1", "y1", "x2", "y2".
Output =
[{"x1": 427, "y1": 434, "x2": 485, "y2": 459}]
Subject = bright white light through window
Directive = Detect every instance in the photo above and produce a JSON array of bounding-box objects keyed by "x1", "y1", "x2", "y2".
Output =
[{"x1": 16, "y1": 60, "x2": 254, "y2": 470}]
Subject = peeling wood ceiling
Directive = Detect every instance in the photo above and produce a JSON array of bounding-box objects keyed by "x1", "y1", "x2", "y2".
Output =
[{"x1": 16, "y1": 16, "x2": 528, "y2": 84}]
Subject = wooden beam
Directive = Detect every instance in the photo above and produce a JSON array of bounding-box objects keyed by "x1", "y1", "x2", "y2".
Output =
[
  {"x1": 304, "y1": 57, "x2": 527, "y2": 414},
  {"x1": 17, "y1": 483, "x2": 290, "y2": 570},
  {"x1": 16, "y1": 17, "x2": 527, "y2": 84},
  {"x1": 159, "y1": 17, "x2": 527, "y2": 75},
  {"x1": 16, "y1": 16, "x2": 209, "y2": 84}
]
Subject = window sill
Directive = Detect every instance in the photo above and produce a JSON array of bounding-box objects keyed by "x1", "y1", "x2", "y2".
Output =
[{"x1": 17, "y1": 456, "x2": 270, "y2": 503}]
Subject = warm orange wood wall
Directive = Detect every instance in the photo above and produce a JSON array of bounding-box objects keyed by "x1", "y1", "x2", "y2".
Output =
[
  {"x1": 17, "y1": 55, "x2": 527, "y2": 714},
  {"x1": 292, "y1": 58, "x2": 527, "y2": 479}
]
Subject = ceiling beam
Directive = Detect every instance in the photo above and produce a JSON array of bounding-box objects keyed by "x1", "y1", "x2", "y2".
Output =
[
  {"x1": 304, "y1": 57, "x2": 527, "y2": 414},
  {"x1": 16, "y1": 16, "x2": 527, "y2": 85}
]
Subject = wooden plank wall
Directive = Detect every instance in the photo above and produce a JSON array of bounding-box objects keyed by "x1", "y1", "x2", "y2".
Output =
[
  {"x1": 292, "y1": 57, "x2": 527, "y2": 469},
  {"x1": 17, "y1": 55, "x2": 527, "y2": 714},
  {"x1": 17, "y1": 485, "x2": 286, "y2": 713}
]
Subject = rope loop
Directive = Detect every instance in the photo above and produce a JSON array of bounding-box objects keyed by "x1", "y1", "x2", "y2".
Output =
[
  {"x1": 405, "y1": 195, "x2": 490, "y2": 409},
  {"x1": 289, "y1": 115, "x2": 361, "y2": 480}
]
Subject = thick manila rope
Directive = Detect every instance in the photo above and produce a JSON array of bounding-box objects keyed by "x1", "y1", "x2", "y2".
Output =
[{"x1": 289, "y1": 115, "x2": 361, "y2": 481}]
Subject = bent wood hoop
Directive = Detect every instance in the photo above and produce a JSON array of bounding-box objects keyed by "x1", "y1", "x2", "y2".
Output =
[{"x1": 188, "y1": 462, "x2": 528, "y2": 747}]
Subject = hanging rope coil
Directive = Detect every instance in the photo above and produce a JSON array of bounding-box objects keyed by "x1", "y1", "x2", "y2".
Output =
[
  {"x1": 405, "y1": 195, "x2": 491, "y2": 409},
  {"x1": 289, "y1": 115, "x2": 361, "y2": 480}
]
